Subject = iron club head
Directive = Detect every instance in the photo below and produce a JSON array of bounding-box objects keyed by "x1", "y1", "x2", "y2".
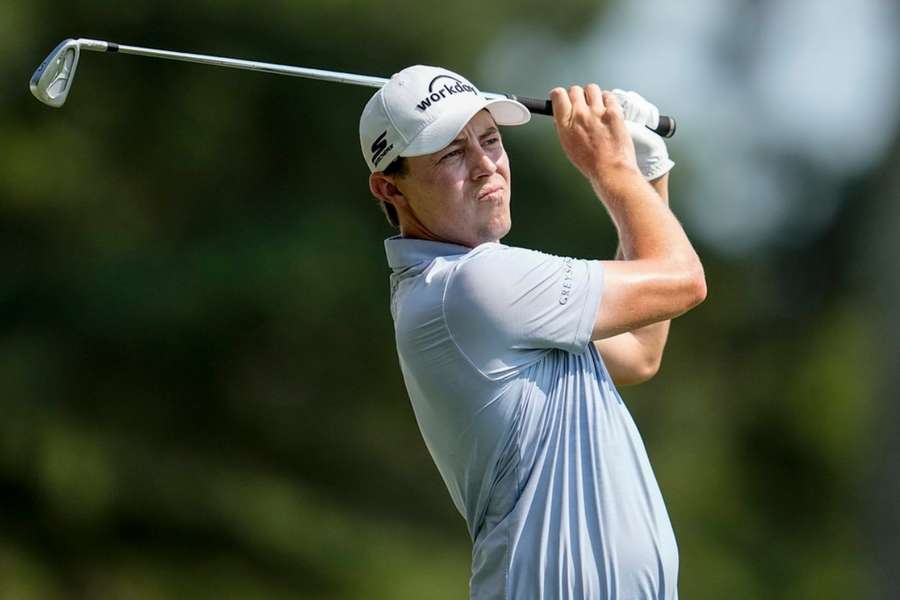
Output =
[{"x1": 30, "y1": 38, "x2": 81, "y2": 108}]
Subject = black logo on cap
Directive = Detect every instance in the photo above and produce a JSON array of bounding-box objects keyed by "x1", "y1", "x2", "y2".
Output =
[
  {"x1": 415, "y1": 75, "x2": 478, "y2": 111},
  {"x1": 371, "y1": 131, "x2": 394, "y2": 167}
]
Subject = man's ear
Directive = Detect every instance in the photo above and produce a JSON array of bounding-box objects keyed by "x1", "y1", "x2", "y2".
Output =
[{"x1": 369, "y1": 172, "x2": 409, "y2": 210}]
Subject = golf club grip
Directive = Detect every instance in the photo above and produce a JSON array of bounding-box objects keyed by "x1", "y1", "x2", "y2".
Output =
[{"x1": 513, "y1": 95, "x2": 677, "y2": 138}]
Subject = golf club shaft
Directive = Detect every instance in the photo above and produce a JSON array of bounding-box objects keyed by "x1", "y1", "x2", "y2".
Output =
[
  {"x1": 74, "y1": 38, "x2": 676, "y2": 137},
  {"x1": 79, "y1": 38, "x2": 389, "y2": 88}
]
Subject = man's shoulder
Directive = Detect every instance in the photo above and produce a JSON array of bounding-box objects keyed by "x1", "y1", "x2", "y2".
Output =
[
  {"x1": 466, "y1": 242, "x2": 544, "y2": 258},
  {"x1": 455, "y1": 243, "x2": 548, "y2": 271},
  {"x1": 445, "y1": 244, "x2": 566, "y2": 320},
  {"x1": 451, "y1": 243, "x2": 561, "y2": 286},
  {"x1": 391, "y1": 241, "x2": 553, "y2": 312}
]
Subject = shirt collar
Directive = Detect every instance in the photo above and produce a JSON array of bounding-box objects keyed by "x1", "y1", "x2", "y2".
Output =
[{"x1": 384, "y1": 235, "x2": 478, "y2": 270}]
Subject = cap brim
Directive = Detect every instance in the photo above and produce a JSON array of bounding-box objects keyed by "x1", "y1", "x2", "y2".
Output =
[{"x1": 401, "y1": 97, "x2": 530, "y2": 158}]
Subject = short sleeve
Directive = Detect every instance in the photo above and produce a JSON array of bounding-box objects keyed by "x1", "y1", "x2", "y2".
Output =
[{"x1": 444, "y1": 245, "x2": 604, "y2": 375}]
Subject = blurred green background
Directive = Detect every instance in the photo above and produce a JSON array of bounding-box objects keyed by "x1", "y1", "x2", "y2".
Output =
[{"x1": 2, "y1": 0, "x2": 898, "y2": 598}]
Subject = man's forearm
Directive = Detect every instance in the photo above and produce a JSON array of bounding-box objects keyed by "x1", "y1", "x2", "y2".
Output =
[
  {"x1": 614, "y1": 172, "x2": 670, "y2": 256},
  {"x1": 614, "y1": 174, "x2": 672, "y2": 365},
  {"x1": 593, "y1": 163, "x2": 698, "y2": 275}
]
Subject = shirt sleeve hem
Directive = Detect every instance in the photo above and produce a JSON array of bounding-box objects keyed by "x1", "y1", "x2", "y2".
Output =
[{"x1": 570, "y1": 260, "x2": 605, "y2": 352}]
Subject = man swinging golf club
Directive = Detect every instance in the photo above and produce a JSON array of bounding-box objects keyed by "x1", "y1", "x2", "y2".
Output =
[{"x1": 361, "y1": 65, "x2": 706, "y2": 600}]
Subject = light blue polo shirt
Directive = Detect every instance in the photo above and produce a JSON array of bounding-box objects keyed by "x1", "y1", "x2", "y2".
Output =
[{"x1": 385, "y1": 236, "x2": 679, "y2": 600}]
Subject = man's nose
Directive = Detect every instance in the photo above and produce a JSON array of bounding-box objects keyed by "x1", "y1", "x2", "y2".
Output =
[{"x1": 469, "y1": 145, "x2": 497, "y2": 179}]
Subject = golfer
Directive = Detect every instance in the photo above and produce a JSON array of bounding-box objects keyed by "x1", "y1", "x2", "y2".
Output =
[{"x1": 360, "y1": 65, "x2": 705, "y2": 600}]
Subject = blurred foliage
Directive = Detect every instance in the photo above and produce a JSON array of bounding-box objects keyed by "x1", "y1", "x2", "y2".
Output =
[{"x1": 1, "y1": 0, "x2": 897, "y2": 598}]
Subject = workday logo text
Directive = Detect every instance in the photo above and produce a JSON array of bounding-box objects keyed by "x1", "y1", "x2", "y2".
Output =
[{"x1": 415, "y1": 75, "x2": 478, "y2": 111}]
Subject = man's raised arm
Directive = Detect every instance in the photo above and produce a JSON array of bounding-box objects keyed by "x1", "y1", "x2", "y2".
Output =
[
  {"x1": 549, "y1": 85, "x2": 706, "y2": 346},
  {"x1": 593, "y1": 173, "x2": 673, "y2": 385}
]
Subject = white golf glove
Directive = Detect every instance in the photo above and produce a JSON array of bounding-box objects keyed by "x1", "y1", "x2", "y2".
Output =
[{"x1": 611, "y1": 89, "x2": 675, "y2": 181}]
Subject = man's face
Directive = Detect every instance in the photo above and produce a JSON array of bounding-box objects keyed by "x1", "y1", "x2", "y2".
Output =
[{"x1": 394, "y1": 110, "x2": 512, "y2": 248}]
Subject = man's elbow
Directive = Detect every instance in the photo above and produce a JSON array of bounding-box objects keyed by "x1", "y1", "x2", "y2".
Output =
[
  {"x1": 638, "y1": 354, "x2": 662, "y2": 383},
  {"x1": 688, "y1": 266, "x2": 707, "y2": 308},
  {"x1": 679, "y1": 262, "x2": 707, "y2": 313},
  {"x1": 663, "y1": 256, "x2": 707, "y2": 316},
  {"x1": 618, "y1": 354, "x2": 662, "y2": 386}
]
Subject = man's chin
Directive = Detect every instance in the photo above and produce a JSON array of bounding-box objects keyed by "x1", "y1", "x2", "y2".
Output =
[{"x1": 486, "y1": 216, "x2": 512, "y2": 242}]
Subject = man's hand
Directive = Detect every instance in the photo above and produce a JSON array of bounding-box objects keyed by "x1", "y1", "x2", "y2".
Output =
[
  {"x1": 610, "y1": 89, "x2": 661, "y2": 130},
  {"x1": 549, "y1": 84, "x2": 705, "y2": 342},
  {"x1": 549, "y1": 85, "x2": 640, "y2": 188},
  {"x1": 625, "y1": 121, "x2": 674, "y2": 181},
  {"x1": 611, "y1": 89, "x2": 675, "y2": 181}
]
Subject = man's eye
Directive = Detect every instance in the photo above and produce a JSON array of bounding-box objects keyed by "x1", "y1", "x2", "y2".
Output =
[
  {"x1": 484, "y1": 137, "x2": 500, "y2": 146},
  {"x1": 441, "y1": 149, "x2": 463, "y2": 162}
]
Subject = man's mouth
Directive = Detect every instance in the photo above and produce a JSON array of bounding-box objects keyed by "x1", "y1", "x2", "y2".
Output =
[{"x1": 477, "y1": 184, "x2": 504, "y2": 201}]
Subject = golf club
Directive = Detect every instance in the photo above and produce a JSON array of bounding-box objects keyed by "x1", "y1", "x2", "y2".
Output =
[{"x1": 30, "y1": 38, "x2": 676, "y2": 138}]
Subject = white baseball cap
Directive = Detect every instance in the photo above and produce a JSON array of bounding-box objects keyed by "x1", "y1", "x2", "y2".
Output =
[{"x1": 359, "y1": 65, "x2": 531, "y2": 172}]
